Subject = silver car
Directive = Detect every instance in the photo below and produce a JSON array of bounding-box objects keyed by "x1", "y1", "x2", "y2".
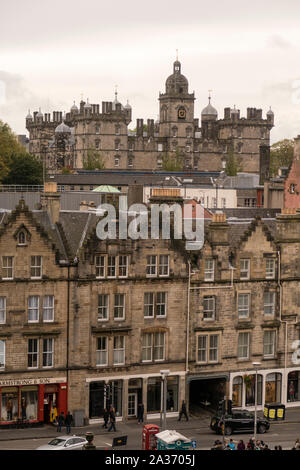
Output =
[{"x1": 36, "y1": 435, "x2": 88, "y2": 450}]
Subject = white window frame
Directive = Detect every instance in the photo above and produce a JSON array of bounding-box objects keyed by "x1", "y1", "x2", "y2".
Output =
[
  {"x1": 209, "y1": 335, "x2": 219, "y2": 362},
  {"x1": 142, "y1": 333, "x2": 153, "y2": 362},
  {"x1": 197, "y1": 334, "x2": 219, "y2": 363},
  {"x1": 203, "y1": 296, "x2": 216, "y2": 321},
  {"x1": 96, "y1": 336, "x2": 108, "y2": 366},
  {"x1": 107, "y1": 256, "x2": 116, "y2": 278},
  {"x1": 238, "y1": 332, "x2": 250, "y2": 360},
  {"x1": 238, "y1": 293, "x2": 250, "y2": 319},
  {"x1": 144, "y1": 292, "x2": 154, "y2": 318},
  {"x1": 0, "y1": 297, "x2": 6, "y2": 324},
  {"x1": 118, "y1": 255, "x2": 128, "y2": 278},
  {"x1": 30, "y1": 256, "x2": 42, "y2": 279},
  {"x1": 95, "y1": 255, "x2": 105, "y2": 279},
  {"x1": 98, "y1": 294, "x2": 109, "y2": 321},
  {"x1": 28, "y1": 338, "x2": 39, "y2": 369},
  {"x1": 159, "y1": 255, "x2": 169, "y2": 277},
  {"x1": 240, "y1": 259, "x2": 250, "y2": 280},
  {"x1": 197, "y1": 335, "x2": 207, "y2": 363},
  {"x1": 266, "y1": 258, "x2": 275, "y2": 279},
  {"x1": 43, "y1": 295, "x2": 54, "y2": 322},
  {"x1": 114, "y1": 293, "x2": 125, "y2": 321},
  {"x1": 2, "y1": 256, "x2": 13, "y2": 280},
  {"x1": 154, "y1": 332, "x2": 165, "y2": 361},
  {"x1": 28, "y1": 296, "x2": 39, "y2": 323},
  {"x1": 263, "y1": 330, "x2": 275, "y2": 358},
  {"x1": 156, "y1": 292, "x2": 167, "y2": 318},
  {"x1": 42, "y1": 338, "x2": 54, "y2": 368},
  {"x1": 0, "y1": 340, "x2": 5, "y2": 368},
  {"x1": 113, "y1": 335, "x2": 125, "y2": 365},
  {"x1": 146, "y1": 255, "x2": 157, "y2": 277},
  {"x1": 264, "y1": 291, "x2": 276, "y2": 316},
  {"x1": 204, "y1": 258, "x2": 214, "y2": 282}
]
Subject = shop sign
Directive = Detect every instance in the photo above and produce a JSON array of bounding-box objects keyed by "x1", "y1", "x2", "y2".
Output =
[{"x1": 0, "y1": 377, "x2": 66, "y2": 387}]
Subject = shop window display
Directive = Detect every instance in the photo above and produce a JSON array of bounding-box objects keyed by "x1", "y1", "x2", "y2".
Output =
[
  {"x1": 245, "y1": 374, "x2": 262, "y2": 406},
  {"x1": 288, "y1": 371, "x2": 300, "y2": 402},
  {"x1": 21, "y1": 386, "x2": 38, "y2": 420},
  {"x1": 265, "y1": 373, "x2": 282, "y2": 404},
  {"x1": 1, "y1": 388, "x2": 18, "y2": 422},
  {"x1": 232, "y1": 376, "x2": 243, "y2": 407}
]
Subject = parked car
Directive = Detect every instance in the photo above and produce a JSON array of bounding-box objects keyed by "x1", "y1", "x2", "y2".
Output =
[
  {"x1": 36, "y1": 435, "x2": 88, "y2": 450},
  {"x1": 210, "y1": 409, "x2": 270, "y2": 436}
]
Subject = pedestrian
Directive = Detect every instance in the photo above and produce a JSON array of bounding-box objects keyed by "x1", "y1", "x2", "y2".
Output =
[
  {"x1": 137, "y1": 403, "x2": 144, "y2": 424},
  {"x1": 102, "y1": 408, "x2": 109, "y2": 428},
  {"x1": 57, "y1": 411, "x2": 64, "y2": 432},
  {"x1": 108, "y1": 407, "x2": 117, "y2": 432},
  {"x1": 228, "y1": 439, "x2": 236, "y2": 450},
  {"x1": 237, "y1": 439, "x2": 245, "y2": 450},
  {"x1": 65, "y1": 411, "x2": 73, "y2": 434},
  {"x1": 293, "y1": 438, "x2": 300, "y2": 450},
  {"x1": 246, "y1": 438, "x2": 255, "y2": 450},
  {"x1": 178, "y1": 400, "x2": 188, "y2": 421},
  {"x1": 278, "y1": 445, "x2": 282, "y2": 451}
]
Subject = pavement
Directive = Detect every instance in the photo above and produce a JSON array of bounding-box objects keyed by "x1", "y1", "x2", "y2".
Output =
[{"x1": 0, "y1": 406, "x2": 300, "y2": 443}]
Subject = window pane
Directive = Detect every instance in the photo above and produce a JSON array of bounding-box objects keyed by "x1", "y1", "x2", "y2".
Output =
[
  {"x1": 154, "y1": 333, "x2": 165, "y2": 361},
  {"x1": 0, "y1": 340, "x2": 5, "y2": 368},
  {"x1": 118, "y1": 256, "x2": 128, "y2": 277},
  {"x1": 264, "y1": 331, "x2": 275, "y2": 357},
  {"x1": 2, "y1": 256, "x2": 13, "y2": 279},
  {"x1": 146, "y1": 256, "x2": 157, "y2": 276},
  {"x1": 96, "y1": 337, "x2": 107, "y2": 366},
  {"x1": 238, "y1": 333, "x2": 249, "y2": 359},
  {"x1": 240, "y1": 259, "x2": 250, "y2": 279},
  {"x1": 209, "y1": 335, "x2": 218, "y2": 362},
  {"x1": 238, "y1": 294, "x2": 250, "y2": 318},
  {"x1": 108, "y1": 256, "x2": 116, "y2": 277},
  {"x1": 142, "y1": 333, "x2": 152, "y2": 362},
  {"x1": 204, "y1": 259, "x2": 214, "y2": 281},
  {"x1": 144, "y1": 293, "x2": 154, "y2": 317},
  {"x1": 95, "y1": 255, "x2": 105, "y2": 278},
  {"x1": 0, "y1": 297, "x2": 6, "y2": 324},
  {"x1": 113, "y1": 336, "x2": 125, "y2": 364},
  {"x1": 43, "y1": 296, "x2": 54, "y2": 322},
  {"x1": 98, "y1": 294, "x2": 109, "y2": 320},
  {"x1": 28, "y1": 296, "x2": 39, "y2": 322},
  {"x1": 156, "y1": 292, "x2": 167, "y2": 317},
  {"x1": 30, "y1": 256, "x2": 42, "y2": 278},
  {"x1": 114, "y1": 294, "x2": 125, "y2": 320},
  {"x1": 197, "y1": 336, "x2": 207, "y2": 362},
  {"x1": 43, "y1": 338, "x2": 53, "y2": 367},
  {"x1": 203, "y1": 296, "x2": 215, "y2": 320},
  {"x1": 264, "y1": 292, "x2": 275, "y2": 315},
  {"x1": 159, "y1": 255, "x2": 169, "y2": 276},
  {"x1": 28, "y1": 339, "x2": 38, "y2": 368}
]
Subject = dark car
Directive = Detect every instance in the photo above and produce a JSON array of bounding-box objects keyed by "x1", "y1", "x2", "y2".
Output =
[{"x1": 210, "y1": 409, "x2": 270, "y2": 436}]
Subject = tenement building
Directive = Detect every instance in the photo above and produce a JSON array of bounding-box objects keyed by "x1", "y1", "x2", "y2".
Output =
[
  {"x1": 1, "y1": 184, "x2": 300, "y2": 426},
  {"x1": 25, "y1": 59, "x2": 274, "y2": 174}
]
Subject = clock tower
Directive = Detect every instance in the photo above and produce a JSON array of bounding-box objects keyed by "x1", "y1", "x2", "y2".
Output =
[{"x1": 158, "y1": 59, "x2": 195, "y2": 161}]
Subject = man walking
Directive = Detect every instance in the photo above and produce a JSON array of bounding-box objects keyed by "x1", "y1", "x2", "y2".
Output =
[
  {"x1": 102, "y1": 408, "x2": 109, "y2": 428},
  {"x1": 65, "y1": 411, "x2": 73, "y2": 434},
  {"x1": 178, "y1": 400, "x2": 188, "y2": 421},
  {"x1": 137, "y1": 403, "x2": 144, "y2": 424},
  {"x1": 108, "y1": 407, "x2": 117, "y2": 432},
  {"x1": 57, "y1": 411, "x2": 64, "y2": 432}
]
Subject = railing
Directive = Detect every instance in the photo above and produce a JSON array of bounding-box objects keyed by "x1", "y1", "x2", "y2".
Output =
[{"x1": 0, "y1": 185, "x2": 44, "y2": 192}]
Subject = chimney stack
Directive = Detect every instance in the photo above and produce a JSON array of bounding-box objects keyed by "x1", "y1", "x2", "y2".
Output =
[{"x1": 40, "y1": 182, "x2": 61, "y2": 225}]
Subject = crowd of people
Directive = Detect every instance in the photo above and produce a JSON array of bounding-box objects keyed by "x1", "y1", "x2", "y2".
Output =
[{"x1": 211, "y1": 437, "x2": 300, "y2": 450}]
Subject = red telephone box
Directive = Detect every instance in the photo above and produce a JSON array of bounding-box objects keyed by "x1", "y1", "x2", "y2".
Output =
[{"x1": 142, "y1": 424, "x2": 160, "y2": 450}]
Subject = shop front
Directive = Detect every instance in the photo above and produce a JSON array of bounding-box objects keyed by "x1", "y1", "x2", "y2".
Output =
[
  {"x1": 0, "y1": 377, "x2": 67, "y2": 426},
  {"x1": 88, "y1": 372, "x2": 184, "y2": 422},
  {"x1": 230, "y1": 368, "x2": 300, "y2": 410}
]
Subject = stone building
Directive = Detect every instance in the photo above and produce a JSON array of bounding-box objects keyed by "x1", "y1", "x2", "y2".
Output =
[
  {"x1": 26, "y1": 59, "x2": 273, "y2": 174},
  {"x1": 1, "y1": 184, "x2": 300, "y2": 426}
]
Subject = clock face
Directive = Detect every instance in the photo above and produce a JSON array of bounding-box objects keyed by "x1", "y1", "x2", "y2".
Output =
[{"x1": 178, "y1": 108, "x2": 186, "y2": 120}]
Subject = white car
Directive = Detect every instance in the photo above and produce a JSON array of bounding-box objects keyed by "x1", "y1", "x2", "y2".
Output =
[{"x1": 36, "y1": 435, "x2": 88, "y2": 450}]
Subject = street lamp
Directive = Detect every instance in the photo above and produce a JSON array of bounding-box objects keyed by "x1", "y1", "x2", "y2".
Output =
[
  {"x1": 252, "y1": 362, "x2": 261, "y2": 443},
  {"x1": 160, "y1": 370, "x2": 170, "y2": 430}
]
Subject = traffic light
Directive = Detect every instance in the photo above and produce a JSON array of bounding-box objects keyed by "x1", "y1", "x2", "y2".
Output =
[
  {"x1": 217, "y1": 399, "x2": 225, "y2": 415},
  {"x1": 227, "y1": 399, "x2": 232, "y2": 415}
]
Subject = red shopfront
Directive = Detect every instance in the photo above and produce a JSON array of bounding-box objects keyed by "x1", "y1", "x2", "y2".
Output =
[{"x1": 0, "y1": 378, "x2": 67, "y2": 426}]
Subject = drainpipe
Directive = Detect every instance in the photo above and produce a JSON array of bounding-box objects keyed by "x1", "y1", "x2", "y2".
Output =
[{"x1": 186, "y1": 260, "x2": 191, "y2": 374}]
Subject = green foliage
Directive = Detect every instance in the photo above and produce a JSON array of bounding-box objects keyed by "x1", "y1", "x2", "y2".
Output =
[
  {"x1": 161, "y1": 148, "x2": 184, "y2": 171},
  {"x1": 0, "y1": 120, "x2": 43, "y2": 184},
  {"x1": 270, "y1": 139, "x2": 294, "y2": 177},
  {"x1": 61, "y1": 166, "x2": 73, "y2": 174},
  {"x1": 225, "y1": 146, "x2": 242, "y2": 176},
  {"x1": 83, "y1": 148, "x2": 106, "y2": 170},
  {"x1": 2, "y1": 153, "x2": 43, "y2": 185}
]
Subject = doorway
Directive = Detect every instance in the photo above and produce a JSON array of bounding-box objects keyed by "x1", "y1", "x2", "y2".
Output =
[{"x1": 128, "y1": 393, "x2": 138, "y2": 417}]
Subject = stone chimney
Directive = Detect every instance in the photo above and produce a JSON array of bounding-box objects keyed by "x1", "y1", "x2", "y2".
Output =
[
  {"x1": 40, "y1": 182, "x2": 61, "y2": 225},
  {"x1": 209, "y1": 212, "x2": 229, "y2": 245}
]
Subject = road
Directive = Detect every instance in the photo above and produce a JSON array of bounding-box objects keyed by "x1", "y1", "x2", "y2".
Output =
[{"x1": 0, "y1": 421, "x2": 299, "y2": 450}]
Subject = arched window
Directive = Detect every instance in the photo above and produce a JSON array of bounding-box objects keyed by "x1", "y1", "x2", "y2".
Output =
[
  {"x1": 265, "y1": 373, "x2": 282, "y2": 404},
  {"x1": 18, "y1": 231, "x2": 26, "y2": 245},
  {"x1": 245, "y1": 374, "x2": 263, "y2": 406},
  {"x1": 232, "y1": 376, "x2": 243, "y2": 407},
  {"x1": 161, "y1": 107, "x2": 167, "y2": 122},
  {"x1": 114, "y1": 156, "x2": 120, "y2": 167}
]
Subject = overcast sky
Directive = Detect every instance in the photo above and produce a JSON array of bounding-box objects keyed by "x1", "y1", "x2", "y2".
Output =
[{"x1": 1, "y1": 0, "x2": 300, "y2": 143}]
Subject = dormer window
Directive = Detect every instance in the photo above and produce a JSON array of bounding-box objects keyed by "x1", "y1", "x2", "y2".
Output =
[{"x1": 18, "y1": 231, "x2": 26, "y2": 245}]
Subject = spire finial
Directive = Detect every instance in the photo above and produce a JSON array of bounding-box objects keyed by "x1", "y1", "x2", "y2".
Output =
[
  {"x1": 115, "y1": 84, "x2": 118, "y2": 100},
  {"x1": 208, "y1": 89, "x2": 212, "y2": 103},
  {"x1": 176, "y1": 49, "x2": 178, "y2": 61}
]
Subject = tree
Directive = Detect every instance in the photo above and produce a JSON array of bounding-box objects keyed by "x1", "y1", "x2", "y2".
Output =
[
  {"x1": 2, "y1": 153, "x2": 43, "y2": 185},
  {"x1": 0, "y1": 120, "x2": 27, "y2": 182},
  {"x1": 225, "y1": 146, "x2": 242, "y2": 176},
  {"x1": 83, "y1": 148, "x2": 106, "y2": 170},
  {"x1": 270, "y1": 139, "x2": 294, "y2": 177},
  {"x1": 161, "y1": 148, "x2": 184, "y2": 171}
]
